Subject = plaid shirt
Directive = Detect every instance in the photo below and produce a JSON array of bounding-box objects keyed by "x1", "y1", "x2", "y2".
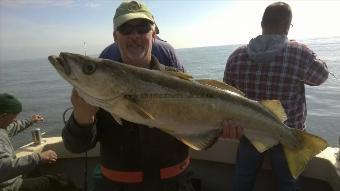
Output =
[{"x1": 223, "y1": 40, "x2": 329, "y2": 129}]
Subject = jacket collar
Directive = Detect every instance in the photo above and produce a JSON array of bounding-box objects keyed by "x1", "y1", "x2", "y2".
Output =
[{"x1": 118, "y1": 55, "x2": 165, "y2": 71}]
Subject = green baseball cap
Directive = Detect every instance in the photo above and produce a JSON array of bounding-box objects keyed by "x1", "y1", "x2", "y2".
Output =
[
  {"x1": 0, "y1": 93, "x2": 22, "y2": 114},
  {"x1": 113, "y1": 1, "x2": 155, "y2": 31}
]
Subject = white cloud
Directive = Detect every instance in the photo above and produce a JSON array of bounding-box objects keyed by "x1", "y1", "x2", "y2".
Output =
[
  {"x1": 162, "y1": 0, "x2": 340, "y2": 49},
  {"x1": 0, "y1": 0, "x2": 76, "y2": 8},
  {"x1": 163, "y1": 1, "x2": 267, "y2": 48},
  {"x1": 84, "y1": 2, "x2": 101, "y2": 8},
  {"x1": 288, "y1": 1, "x2": 340, "y2": 40},
  {"x1": 1, "y1": 0, "x2": 340, "y2": 60}
]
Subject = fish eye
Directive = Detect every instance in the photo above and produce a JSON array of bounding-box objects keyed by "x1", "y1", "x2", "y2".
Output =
[{"x1": 82, "y1": 63, "x2": 96, "y2": 75}]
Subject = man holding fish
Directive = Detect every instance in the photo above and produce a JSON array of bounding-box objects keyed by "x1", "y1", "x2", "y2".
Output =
[
  {"x1": 61, "y1": 1, "x2": 196, "y2": 190},
  {"x1": 51, "y1": 1, "x2": 329, "y2": 191}
]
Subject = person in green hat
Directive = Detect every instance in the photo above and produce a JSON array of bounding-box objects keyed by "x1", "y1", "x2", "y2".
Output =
[
  {"x1": 100, "y1": 20, "x2": 184, "y2": 70},
  {"x1": 62, "y1": 1, "x2": 196, "y2": 191},
  {"x1": 0, "y1": 93, "x2": 45, "y2": 131},
  {"x1": 0, "y1": 93, "x2": 78, "y2": 191}
]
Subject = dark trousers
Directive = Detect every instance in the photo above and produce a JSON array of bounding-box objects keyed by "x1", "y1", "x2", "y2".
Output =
[
  {"x1": 233, "y1": 137, "x2": 300, "y2": 191},
  {"x1": 19, "y1": 174, "x2": 80, "y2": 191}
]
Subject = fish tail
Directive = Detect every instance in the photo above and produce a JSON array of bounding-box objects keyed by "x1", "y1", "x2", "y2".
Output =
[{"x1": 282, "y1": 129, "x2": 328, "y2": 179}]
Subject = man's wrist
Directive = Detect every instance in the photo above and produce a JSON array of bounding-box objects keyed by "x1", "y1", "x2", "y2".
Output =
[{"x1": 73, "y1": 112, "x2": 95, "y2": 127}]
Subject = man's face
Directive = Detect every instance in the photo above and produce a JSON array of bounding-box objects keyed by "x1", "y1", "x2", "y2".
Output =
[
  {"x1": 114, "y1": 19, "x2": 155, "y2": 67},
  {"x1": 0, "y1": 113, "x2": 18, "y2": 128}
]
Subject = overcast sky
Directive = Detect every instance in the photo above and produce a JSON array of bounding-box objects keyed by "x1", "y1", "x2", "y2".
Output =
[{"x1": 1, "y1": 0, "x2": 340, "y2": 61}]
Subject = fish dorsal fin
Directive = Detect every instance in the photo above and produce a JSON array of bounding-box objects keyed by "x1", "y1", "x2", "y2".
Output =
[
  {"x1": 163, "y1": 71, "x2": 193, "y2": 81},
  {"x1": 195, "y1": 79, "x2": 245, "y2": 96},
  {"x1": 260, "y1": 100, "x2": 287, "y2": 122}
]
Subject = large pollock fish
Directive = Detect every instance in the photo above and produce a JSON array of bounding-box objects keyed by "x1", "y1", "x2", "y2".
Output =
[{"x1": 48, "y1": 52, "x2": 327, "y2": 178}]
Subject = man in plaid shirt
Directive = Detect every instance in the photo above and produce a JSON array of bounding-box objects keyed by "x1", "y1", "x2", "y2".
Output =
[{"x1": 223, "y1": 2, "x2": 329, "y2": 191}]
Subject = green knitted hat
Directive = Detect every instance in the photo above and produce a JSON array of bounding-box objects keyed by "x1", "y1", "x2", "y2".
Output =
[
  {"x1": 113, "y1": 1, "x2": 154, "y2": 31},
  {"x1": 0, "y1": 93, "x2": 22, "y2": 114}
]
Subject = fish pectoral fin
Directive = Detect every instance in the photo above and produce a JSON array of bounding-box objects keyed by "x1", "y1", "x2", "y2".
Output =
[
  {"x1": 127, "y1": 102, "x2": 155, "y2": 120},
  {"x1": 111, "y1": 113, "x2": 123, "y2": 125},
  {"x1": 174, "y1": 129, "x2": 221, "y2": 151},
  {"x1": 244, "y1": 129, "x2": 279, "y2": 153},
  {"x1": 283, "y1": 129, "x2": 328, "y2": 179},
  {"x1": 159, "y1": 127, "x2": 175, "y2": 134},
  {"x1": 163, "y1": 71, "x2": 193, "y2": 81},
  {"x1": 195, "y1": 79, "x2": 245, "y2": 96},
  {"x1": 260, "y1": 100, "x2": 287, "y2": 122}
]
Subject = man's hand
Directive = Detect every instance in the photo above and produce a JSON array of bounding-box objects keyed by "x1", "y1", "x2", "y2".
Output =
[
  {"x1": 31, "y1": 114, "x2": 44, "y2": 123},
  {"x1": 71, "y1": 88, "x2": 98, "y2": 126},
  {"x1": 220, "y1": 120, "x2": 244, "y2": 139},
  {"x1": 39, "y1": 150, "x2": 58, "y2": 164}
]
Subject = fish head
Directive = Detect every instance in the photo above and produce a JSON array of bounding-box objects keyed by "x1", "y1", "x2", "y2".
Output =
[{"x1": 48, "y1": 52, "x2": 128, "y2": 101}]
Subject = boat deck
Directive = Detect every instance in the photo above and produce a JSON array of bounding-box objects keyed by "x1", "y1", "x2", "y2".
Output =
[
  {"x1": 191, "y1": 159, "x2": 333, "y2": 191},
  {"x1": 37, "y1": 157, "x2": 333, "y2": 191},
  {"x1": 17, "y1": 137, "x2": 338, "y2": 191}
]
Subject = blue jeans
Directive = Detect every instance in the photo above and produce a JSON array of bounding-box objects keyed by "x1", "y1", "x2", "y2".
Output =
[{"x1": 233, "y1": 137, "x2": 300, "y2": 191}]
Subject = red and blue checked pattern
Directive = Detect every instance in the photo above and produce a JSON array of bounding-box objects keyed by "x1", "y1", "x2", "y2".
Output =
[{"x1": 223, "y1": 41, "x2": 328, "y2": 129}]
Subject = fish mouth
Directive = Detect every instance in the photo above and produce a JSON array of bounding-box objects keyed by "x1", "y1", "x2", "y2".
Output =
[{"x1": 48, "y1": 54, "x2": 71, "y2": 76}]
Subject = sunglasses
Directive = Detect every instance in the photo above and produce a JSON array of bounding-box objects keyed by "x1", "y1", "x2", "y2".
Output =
[{"x1": 118, "y1": 22, "x2": 153, "y2": 35}]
